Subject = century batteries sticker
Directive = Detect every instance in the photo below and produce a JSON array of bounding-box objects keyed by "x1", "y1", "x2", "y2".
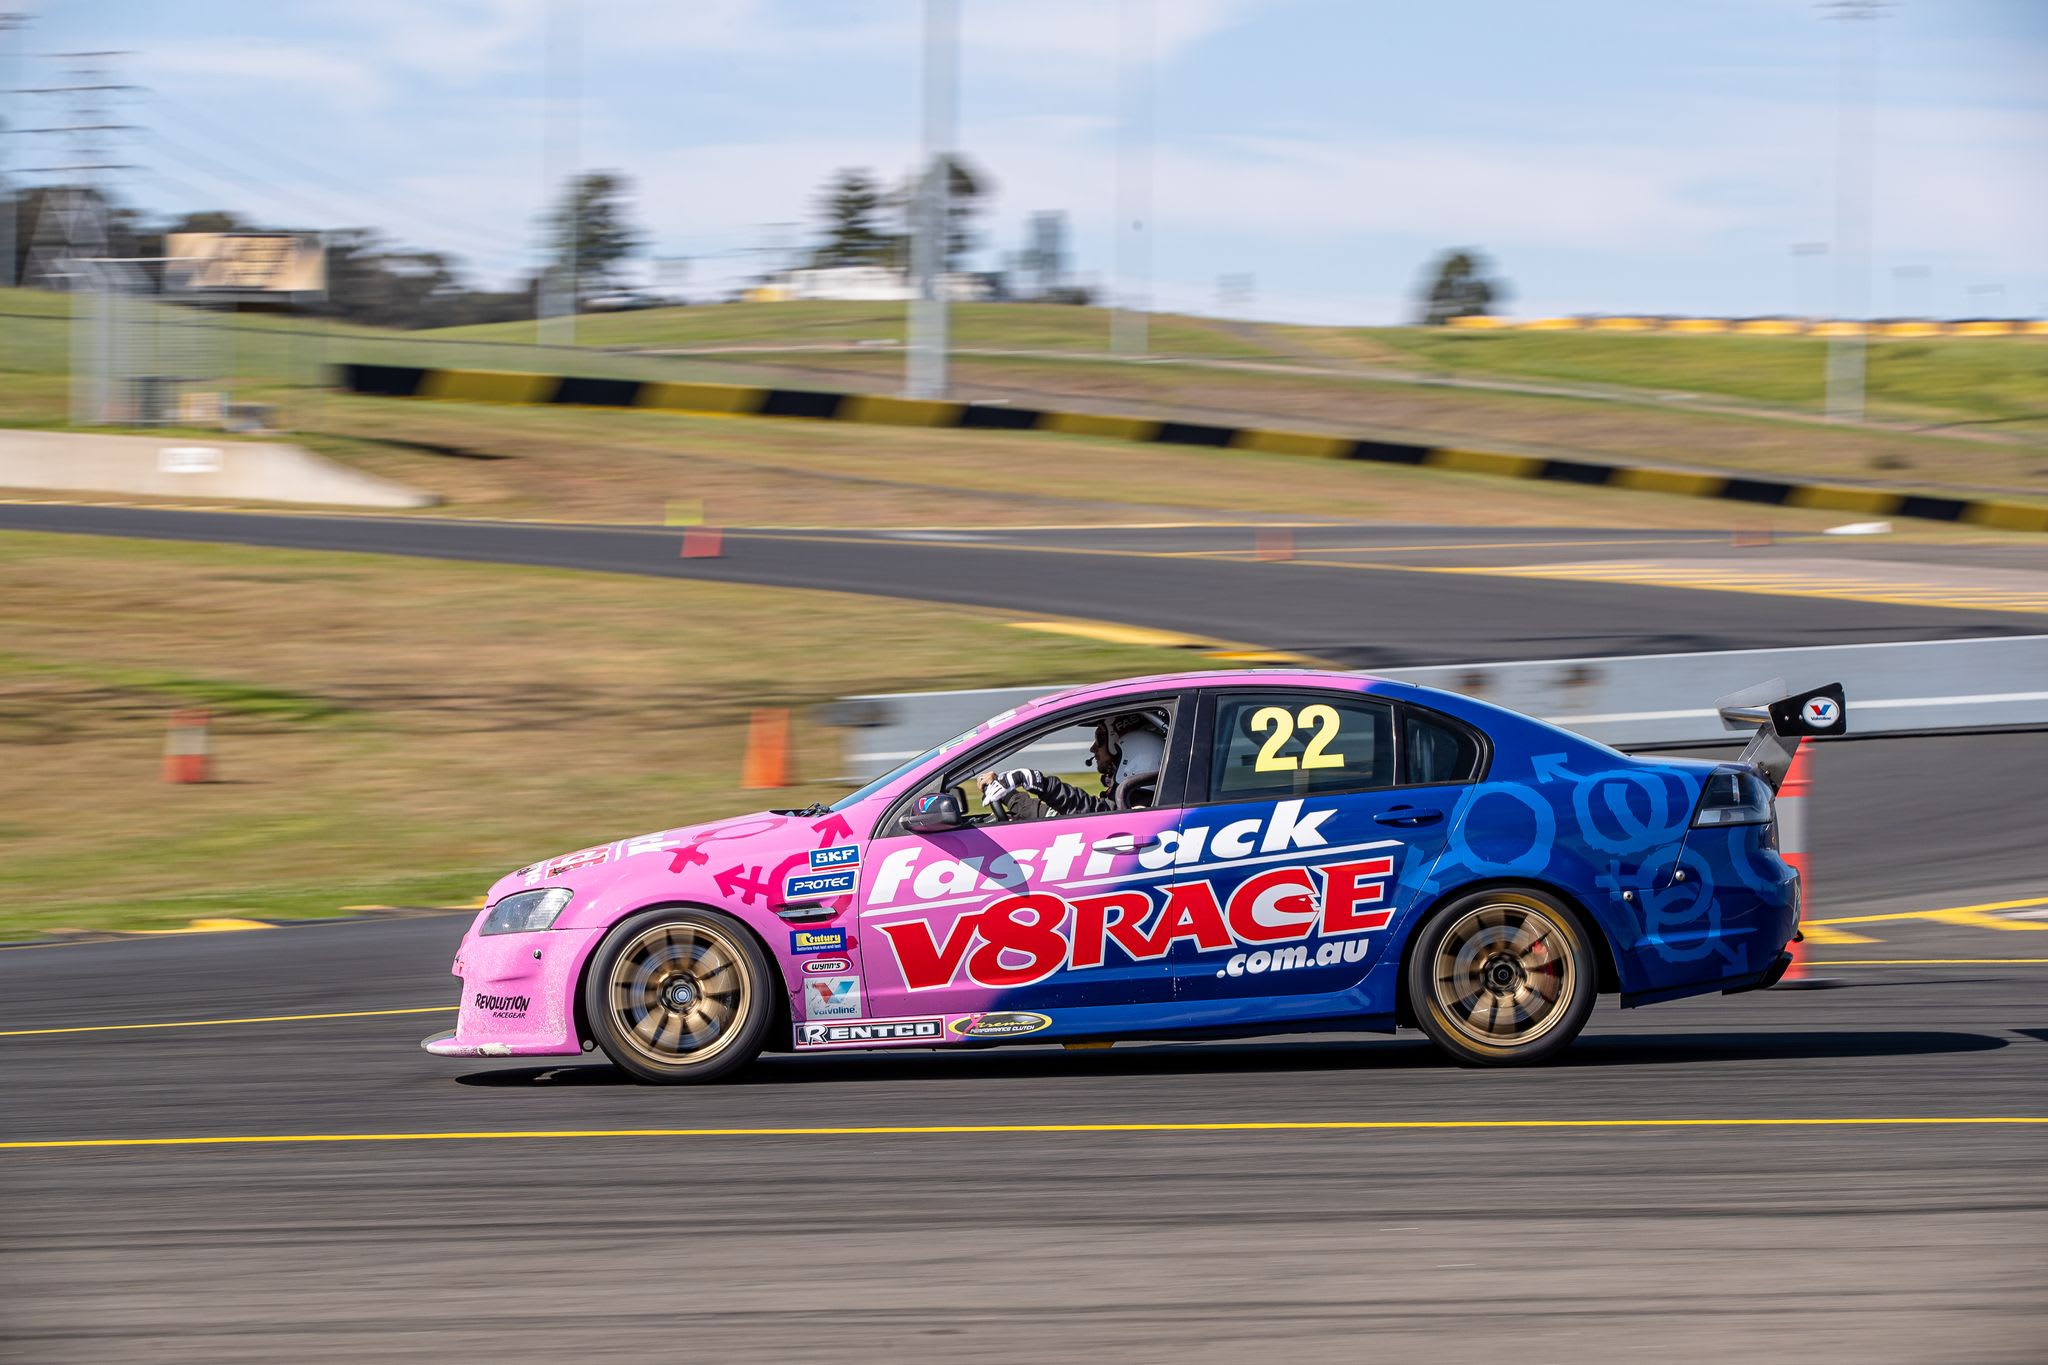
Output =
[
  {"x1": 804, "y1": 976, "x2": 863, "y2": 1020},
  {"x1": 796, "y1": 1017, "x2": 942, "y2": 1048},
  {"x1": 790, "y1": 926, "x2": 849, "y2": 954},
  {"x1": 948, "y1": 1011, "x2": 1051, "y2": 1039}
]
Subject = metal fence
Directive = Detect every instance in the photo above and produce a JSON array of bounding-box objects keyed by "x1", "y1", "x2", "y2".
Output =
[{"x1": 826, "y1": 635, "x2": 2048, "y2": 780}]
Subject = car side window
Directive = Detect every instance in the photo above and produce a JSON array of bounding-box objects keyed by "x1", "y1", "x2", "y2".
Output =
[
  {"x1": 1402, "y1": 709, "x2": 1484, "y2": 784},
  {"x1": 1206, "y1": 693, "x2": 1394, "y2": 802},
  {"x1": 891, "y1": 699, "x2": 1181, "y2": 830}
]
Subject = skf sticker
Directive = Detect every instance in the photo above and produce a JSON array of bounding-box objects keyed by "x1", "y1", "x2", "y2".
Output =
[
  {"x1": 786, "y1": 868, "x2": 859, "y2": 900},
  {"x1": 796, "y1": 1017, "x2": 942, "y2": 1048},
  {"x1": 801, "y1": 956, "x2": 852, "y2": 974},
  {"x1": 790, "y1": 926, "x2": 848, "y2": 955},
  {"x1": 810, "y1": 845, "x2": 860, "y2": 870},
  {"x1": 948, "y1": 1011, "x2": 1051, "y2": 1039},
  {"x1": 804, "y1": 976, "x2": 863, "y2": 1020}
]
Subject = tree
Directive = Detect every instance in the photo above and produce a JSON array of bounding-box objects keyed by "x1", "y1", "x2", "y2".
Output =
[
  {"x1": 542, "y1": 170, "x2": 645, "y2": 302},
  {"x1": 1416, "y1": 248, "x2": 1506, "y2": 325},
  {"x1": 897, "y1": 154, "x2": 989, "y2": 274},
  {"x1": 813, "y1": 169, "x2": 894, "y2": 268}
]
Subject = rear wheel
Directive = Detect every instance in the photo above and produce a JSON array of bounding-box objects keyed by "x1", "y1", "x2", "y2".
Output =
[
  {"x1": 1407, "y1": 888, "x2": 1595, "y2": 1067},
  {"x1": 583, "y1": 907, "x2": 774, "y2": 1084}
]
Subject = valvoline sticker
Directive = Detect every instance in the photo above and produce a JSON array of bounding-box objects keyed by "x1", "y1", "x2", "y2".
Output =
[{"x1": 790, "y1": 926, "x2": 848, "y2": 955}]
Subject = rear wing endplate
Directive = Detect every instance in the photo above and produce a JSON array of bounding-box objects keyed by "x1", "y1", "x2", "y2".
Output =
[{"x1": 1715, "y1": 679, "x2": 1846, "y2": 791}]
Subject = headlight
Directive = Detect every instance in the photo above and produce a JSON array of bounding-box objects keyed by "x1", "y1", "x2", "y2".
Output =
[{"x1": 481, "y1": 887, "x2": 573, "y2": 935}]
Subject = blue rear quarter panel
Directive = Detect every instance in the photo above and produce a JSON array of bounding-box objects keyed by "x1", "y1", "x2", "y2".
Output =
[{"x1": 1375, "y1": 681, "x2": 1796, "y2": 1002}]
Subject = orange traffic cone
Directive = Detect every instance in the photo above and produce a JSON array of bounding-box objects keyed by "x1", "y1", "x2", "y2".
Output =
[
  {"x1": 680, "y1": 527, "x2": 725, "y2": 559},
  {"x1": 1772, "y1": 738, "x2": 1834, "y2": 988},
  {"x1": 163, "y1": 708, "x2": 212, "y2": 783},
  {"x1": 740, "y1": 707, "x2": 793, "y2": 789},
  {"x1": 1255, "y1": 527, "x2": 1295, "y2": 562}
]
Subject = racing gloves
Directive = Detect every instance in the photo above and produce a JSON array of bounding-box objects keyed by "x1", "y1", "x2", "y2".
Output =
[{"x1": 981, "y1": 767, "x2": 1115, "y2": 817}]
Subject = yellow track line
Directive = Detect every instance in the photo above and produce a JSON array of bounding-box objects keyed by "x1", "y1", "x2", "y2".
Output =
[
  {"x1": 5, "y1": 1115, "x2": 2044, "y2": 1151},
  {"x1": 1806, "y1": 896, "x2": 2048, "y2": 926},
  {"x1": 0, "y1": 1005, "x2": 454, "y2": 1038}
]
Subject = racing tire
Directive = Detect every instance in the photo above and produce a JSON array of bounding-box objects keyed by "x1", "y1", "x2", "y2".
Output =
[
  {"x1": 583, "y1": 907, "x2": 775, "y2": 1084},
  {"x1": 1406, "y1": 887, "x2": 1596, "y2": 1067}
]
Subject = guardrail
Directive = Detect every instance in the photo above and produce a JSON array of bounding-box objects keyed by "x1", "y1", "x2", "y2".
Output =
[{"x1": 823, "y1": 635, "x2": 2048, "y2": 779}]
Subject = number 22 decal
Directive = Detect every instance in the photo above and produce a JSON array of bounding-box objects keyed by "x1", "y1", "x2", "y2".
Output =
[{"x1": 1250, "y1": 704, "x2": 1346, "y2": 771}]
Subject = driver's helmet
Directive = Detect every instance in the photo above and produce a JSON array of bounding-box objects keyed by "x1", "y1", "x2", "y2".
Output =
[{"x1": 1093, "y1": 710, "x2": 1169, "y2": 791}]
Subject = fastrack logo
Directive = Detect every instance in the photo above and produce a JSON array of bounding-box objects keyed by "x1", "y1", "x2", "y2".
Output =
[
  {"x1": 869, "y1": 799, "x2": 1337, "y2": 906},
  {"x1": 872, "y1": 856, "x2": 1394, "y2": 992},
  {"x1": 474, "y1": 992, "x2": 531, "y2": 1014}
]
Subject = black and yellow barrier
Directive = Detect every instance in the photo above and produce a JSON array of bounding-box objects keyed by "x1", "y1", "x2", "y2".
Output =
[{"x1": 337, "y1": 363, "x2": 2048, "y2": 532}]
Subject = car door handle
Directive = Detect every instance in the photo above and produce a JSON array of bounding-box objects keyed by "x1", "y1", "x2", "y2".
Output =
[
  {"x1": 1092, "y1": 833, "x2": 1160, "y2": 853},
  {"x1": 1373, "y1": 807, "x2": 1443, "y2": 827}
]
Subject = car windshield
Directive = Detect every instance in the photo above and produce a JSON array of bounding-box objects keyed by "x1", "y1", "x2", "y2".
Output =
[{"x1": 827, "y1": 725, "x2": 981, "y2": 812}]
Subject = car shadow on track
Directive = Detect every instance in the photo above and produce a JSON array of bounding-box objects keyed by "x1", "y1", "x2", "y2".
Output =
[{"x1": 453, "y1": 1028, "x2": 2005, "y2": 1088}]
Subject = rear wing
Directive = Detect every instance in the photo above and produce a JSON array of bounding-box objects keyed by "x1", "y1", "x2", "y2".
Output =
[{"x1": 1716, "y1": 680, "x2": 1846, "y2": 790}]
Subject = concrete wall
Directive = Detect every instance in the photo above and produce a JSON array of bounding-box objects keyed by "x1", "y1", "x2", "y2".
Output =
[{"x1": 0, "y1": 430, "x2": 433, "y2": 509}]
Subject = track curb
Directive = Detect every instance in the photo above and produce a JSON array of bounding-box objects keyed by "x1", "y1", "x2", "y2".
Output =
[{"x1": 337, "y1": 363, "x2": 2048, "y2": 532}]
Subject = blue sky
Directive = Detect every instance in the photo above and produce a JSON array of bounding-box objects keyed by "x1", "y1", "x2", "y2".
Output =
[{"x1": 17, "y1": 0, "x2": 2047, "y2": 323}]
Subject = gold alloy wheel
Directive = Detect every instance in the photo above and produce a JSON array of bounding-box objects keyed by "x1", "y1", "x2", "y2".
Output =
[
  {"x1": 1429, "y1": 899, "x2": 1578, "y2": 1049},
  {"x1": 605, "y1": 921, "x2": 752, "y2": 1068}
]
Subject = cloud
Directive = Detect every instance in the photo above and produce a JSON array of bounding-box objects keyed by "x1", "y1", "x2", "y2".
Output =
[{"x1": 143, "y1": 39, "x2": 389, "y2": 109}]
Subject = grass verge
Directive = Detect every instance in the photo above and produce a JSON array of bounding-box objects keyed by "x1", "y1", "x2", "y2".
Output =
[{"x1": 0, "y1": 531, "x2": 1233, "y2": 936}]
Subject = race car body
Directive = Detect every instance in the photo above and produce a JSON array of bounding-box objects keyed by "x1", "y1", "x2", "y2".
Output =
[{"x1": 423, "y1": 669, "x2": 1838, "y2": 1079}]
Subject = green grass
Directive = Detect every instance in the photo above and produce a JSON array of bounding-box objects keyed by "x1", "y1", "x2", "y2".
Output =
[
  {"x1": 1352, "y1": 328, "x2": 2048, "y2": 428},
  {"x1": 0, "y1": 530, "x2": 1247, "y2": 937},
  {"x1": 422, "y1": 299, "x2": 1281, "y2": 360}
]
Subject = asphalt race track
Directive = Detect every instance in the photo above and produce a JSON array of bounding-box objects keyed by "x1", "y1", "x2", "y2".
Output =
[
  {"x1": 3, "y1": 503, "x2": 2045, "y2": 1361},
  {"x1": 3, "y1": 503, "x2": 2044, "y2": 666},
  {"x1": 3, "y1": 733, "x2": 2044, "y2": 1363}
]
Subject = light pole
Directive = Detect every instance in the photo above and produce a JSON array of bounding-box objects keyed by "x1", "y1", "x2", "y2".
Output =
[
  {"x1": 906, "y1": 0, "x2": 956, "y2": 399},
  {"x1": 539, "y1": 0, "x2": 581, "y2": 348},
  {"x1": 1111, "y1": 0, "x2": 1151, "y2": 356},
  {"x1": 0, "y1": 13, "x2": 27, "y2": 291},
  {"x1": 1824, "y1": 0, "x2": 1880, "y2": 424}
]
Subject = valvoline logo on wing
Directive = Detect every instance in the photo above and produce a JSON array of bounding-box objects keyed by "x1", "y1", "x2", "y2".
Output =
[
  {"x1": 790, "y1": 926, "x2": 848, "y2": 954},
  {"x1": 1802, "y1": 696, "x2": 1840, "y2": 728}
]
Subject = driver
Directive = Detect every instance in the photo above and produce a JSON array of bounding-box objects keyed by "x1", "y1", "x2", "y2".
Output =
[{"x1": 979, "y1": 711, "x2": 1168, "y2": 818}]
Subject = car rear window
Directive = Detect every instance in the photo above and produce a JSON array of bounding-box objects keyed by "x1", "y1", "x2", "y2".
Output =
[{"x1": 1207, "y1": 694, "x2": 1395, "y2": 802}]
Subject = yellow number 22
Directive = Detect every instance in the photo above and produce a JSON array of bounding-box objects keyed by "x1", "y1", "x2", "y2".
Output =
[{"x1": 1249, "y1": 704, "x2": 1346, "y2": 772}]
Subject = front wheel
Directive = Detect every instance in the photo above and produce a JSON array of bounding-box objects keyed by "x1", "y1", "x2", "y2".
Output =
[
  {"x1": 1406, "y1": 888, "x2": 1596, "y2": 1067},
  {"x1": 583, "y1": 907, "x2": 774, "y2": 1084}
]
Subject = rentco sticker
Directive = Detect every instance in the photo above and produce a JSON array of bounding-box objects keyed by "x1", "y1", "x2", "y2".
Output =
[
  {"x1": 785, "y1": 867, "x2": 859, "y2": 900},
  {"x1": 796, "y1": 1017, "x2": 942, "y2": 1047},
  {"x1": 1802, "y1": 696, "x2": 1840, "y2": 728},
  {"x1": 801, "y1": 956, "x2": 852, "y2": 974},
  {"x1": 790, "y1": 926, "x2": 848, "y2": 955},
  {"x1": 947, "y1": 1011, "x2": 1052, "y2": 1039},
  {"x1": 804, "y1": 976, "x2": 863, "y2": 1020},
  {"x1": 810, "y1": 845, "x2": 861, "y2": 870}
]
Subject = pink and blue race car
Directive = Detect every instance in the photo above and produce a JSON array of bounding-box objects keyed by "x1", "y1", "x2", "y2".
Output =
[{"x1": 422, "y1": 669, "x2": 1842, "y2": 1081}]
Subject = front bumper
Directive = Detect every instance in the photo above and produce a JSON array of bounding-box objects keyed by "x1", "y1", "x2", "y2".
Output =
[{"x1": 425, "y1": 922, "x2": 608, "y2": 1059}]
